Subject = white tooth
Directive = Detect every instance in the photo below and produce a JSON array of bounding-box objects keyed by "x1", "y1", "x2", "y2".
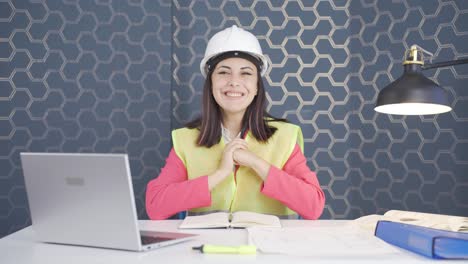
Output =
[{"x1": 226, "y1": 92, "x2": 243, "y2": 97}]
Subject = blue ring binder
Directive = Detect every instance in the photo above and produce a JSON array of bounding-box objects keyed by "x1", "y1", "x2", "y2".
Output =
[{"x1": 375, "y1": 220, "x2": 468, "y2": 259}]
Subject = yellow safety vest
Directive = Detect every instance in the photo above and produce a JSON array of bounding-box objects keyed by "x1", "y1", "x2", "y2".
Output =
[{"x1": 172, "y1": 121, "x2": 304, "y2": 217}]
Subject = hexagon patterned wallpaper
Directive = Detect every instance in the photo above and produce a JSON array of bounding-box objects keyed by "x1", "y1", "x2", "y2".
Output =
[
  {"x1": 0, "y1": 0, "x2": 172, "y2": 237},
  {"x1": 172, "y1": 0, "x2": 468, "y2": 219},
  {"x1": 1, "y1": 0, "x2": 468, "y2": 237}
]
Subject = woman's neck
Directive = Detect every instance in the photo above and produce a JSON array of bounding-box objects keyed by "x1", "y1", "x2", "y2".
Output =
[{"x1": 222, "y1": 112, "x2": 244, "y2": 137}]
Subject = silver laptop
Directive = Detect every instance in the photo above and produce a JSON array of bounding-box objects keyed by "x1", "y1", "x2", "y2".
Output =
[{"x1": 20, "y1": 152, "x2": 197, "y2": 251}]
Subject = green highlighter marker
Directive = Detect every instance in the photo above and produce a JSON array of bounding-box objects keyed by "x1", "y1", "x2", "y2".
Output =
[{"x1": 192, "y1": 244, "x2": 257, "y2": 254}]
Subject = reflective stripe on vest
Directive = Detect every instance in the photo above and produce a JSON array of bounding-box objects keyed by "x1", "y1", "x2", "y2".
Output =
[{"x1": 172, "y1": 121, "x2": 304, "y2": 217}]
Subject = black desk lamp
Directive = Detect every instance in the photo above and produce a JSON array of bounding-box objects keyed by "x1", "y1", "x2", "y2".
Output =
[{"x1": 375, "y1": 45, "x2": 468, "y2": 115}]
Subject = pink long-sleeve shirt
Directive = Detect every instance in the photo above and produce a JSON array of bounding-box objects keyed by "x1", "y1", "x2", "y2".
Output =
[{"x1": 146, "y1": 144, "x2": 325, "y2": 220}]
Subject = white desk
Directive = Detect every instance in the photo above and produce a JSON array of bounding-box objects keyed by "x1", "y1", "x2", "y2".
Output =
[{"x1": 0, "y1": 220, "x2": 454, "y2": 263}]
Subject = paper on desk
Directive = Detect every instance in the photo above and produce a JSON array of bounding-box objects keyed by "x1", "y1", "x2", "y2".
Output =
[{"x1": 247, "y1": 226, "x2": 400, "y2": 257}]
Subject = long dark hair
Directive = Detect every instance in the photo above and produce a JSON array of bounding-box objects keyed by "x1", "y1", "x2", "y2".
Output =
[{"x1": 186, "y1": 70, "x2": 287, "y2": 147}]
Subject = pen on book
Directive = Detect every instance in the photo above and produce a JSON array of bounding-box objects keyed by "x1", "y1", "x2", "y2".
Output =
[{"x1": 192, "y1": 244, "x2": 257, "y2": 254}]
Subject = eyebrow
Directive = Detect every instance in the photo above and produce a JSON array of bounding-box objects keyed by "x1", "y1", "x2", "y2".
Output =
[{"x1": 216, "y1": 65, "x2": 254, "y2": 71}]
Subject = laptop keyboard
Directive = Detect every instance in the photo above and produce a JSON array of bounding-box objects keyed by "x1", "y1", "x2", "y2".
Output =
[{"x1": 141, "y1": 235, "x2": 174, "y2": 245}]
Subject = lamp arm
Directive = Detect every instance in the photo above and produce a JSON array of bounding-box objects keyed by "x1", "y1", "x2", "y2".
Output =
[{"x1": 422, "y1": 58, "x2": 468, "y2": 70}]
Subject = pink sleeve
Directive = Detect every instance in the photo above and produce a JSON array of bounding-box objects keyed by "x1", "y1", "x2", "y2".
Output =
[
  {"x1": 145, "y1": 148, "x2": 212, "y2": 220},
  {"x1": 261, "y1": 144, "x2": 325, "y2": 219}
]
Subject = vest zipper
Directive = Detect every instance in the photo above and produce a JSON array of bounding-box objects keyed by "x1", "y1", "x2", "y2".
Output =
[
  {"x1": 234, "y1": 165, "x2": 240, "y2": 184},
  {"x1": 233, "y1": 128, "x2": 248, "y2": 184}
]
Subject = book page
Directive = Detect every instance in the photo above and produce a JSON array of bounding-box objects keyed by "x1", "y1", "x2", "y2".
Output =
[
  {"x1": 178, "y1": 212, "x2": 230, "y2": 229},
  {"x1": 351, "y1": 210, "x2": 468, "y2": 233},
  {"x1": 230, "y1": 211, "x2": 281, "y2": 228},
  {"x1": 384, "y1": 210, "x2": 468, "y2": 232}
]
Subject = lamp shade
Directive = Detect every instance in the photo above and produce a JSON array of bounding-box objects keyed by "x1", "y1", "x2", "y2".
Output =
[{"x1": 375, "y1": 64, "x2": 452, "y2": 115}]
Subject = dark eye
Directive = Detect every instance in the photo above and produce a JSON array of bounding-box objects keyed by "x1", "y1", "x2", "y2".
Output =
[
  {"x1": 217, "y1": 71, "x2": 228, "y2": 75},
  {"x1": 242, "y1": 72, "x2": 252, "y2": 75}
]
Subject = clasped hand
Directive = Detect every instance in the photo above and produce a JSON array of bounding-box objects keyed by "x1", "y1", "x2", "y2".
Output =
[
  {"x1": 219, "y1": 138, "x2": 257, "y2": 172},
  {"x1": 209, "y1": 138, "x2": 270, "y2": 190}
]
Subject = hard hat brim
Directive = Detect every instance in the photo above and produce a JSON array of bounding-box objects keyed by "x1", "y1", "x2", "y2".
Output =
[{"x1": 200, "y1": 51, "x2": 268, "y2": 77}]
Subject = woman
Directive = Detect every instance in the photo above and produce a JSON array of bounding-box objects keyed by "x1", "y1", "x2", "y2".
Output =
[{"x1": 146, "y1": 25, "x2": 325, "y2": 220}]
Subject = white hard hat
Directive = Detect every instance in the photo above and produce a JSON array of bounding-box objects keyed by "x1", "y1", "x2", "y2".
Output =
[{"x1": 200, "y1": 25, "x2": 269, "y2": 77}]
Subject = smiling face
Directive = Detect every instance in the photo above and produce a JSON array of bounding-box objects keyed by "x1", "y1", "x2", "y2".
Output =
[{"x1": 211, "y1": 57, "x2": 258, "y2": 118}]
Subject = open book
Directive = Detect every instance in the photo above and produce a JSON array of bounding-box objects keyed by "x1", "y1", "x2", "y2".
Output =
[
  {"x1": 179, "y1": 211, "x2": 282, "y2": 229},
  {"x1": 351, "y1": 210, "x2": 468, "y2": 234}
]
